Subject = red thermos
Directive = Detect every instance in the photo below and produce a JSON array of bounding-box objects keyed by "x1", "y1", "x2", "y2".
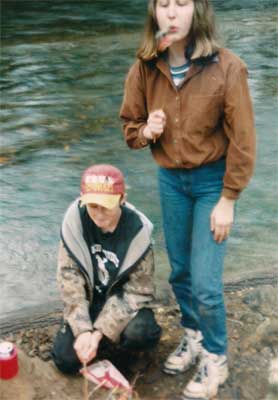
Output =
[{"x1": 0, "y1": 341, "x2": 19, "y2": 380}]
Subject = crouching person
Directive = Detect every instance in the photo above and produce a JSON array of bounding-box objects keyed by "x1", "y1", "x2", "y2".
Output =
[{"x1": 52, "y1": 164, "x2": 161, "y2": 374}]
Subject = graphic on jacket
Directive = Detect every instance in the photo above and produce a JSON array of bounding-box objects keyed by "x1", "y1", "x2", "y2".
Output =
[{"x1": 79, "y1": 204, "x2": 144, "y2": 295}]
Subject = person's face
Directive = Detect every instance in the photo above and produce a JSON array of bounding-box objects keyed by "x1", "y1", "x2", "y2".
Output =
[
  {"x1": 155, "y1": 0, "x2": 194, "y2": 44},
  {"x1": 86, "y1": 201, "x2": 122, "y2": 232}
]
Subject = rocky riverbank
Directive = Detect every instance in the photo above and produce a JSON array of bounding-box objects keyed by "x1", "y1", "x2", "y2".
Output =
[{"x1": 1, "y1": 284, "x2": 277, "y2": 400}]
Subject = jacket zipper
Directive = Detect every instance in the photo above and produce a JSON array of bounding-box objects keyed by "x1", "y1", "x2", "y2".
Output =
[
  {"x1": 61, "y1": 233, "x2": 151, "y2": 305},
  {"x1": 105, "y1": 245, "x2": 151, "y2": 299}
]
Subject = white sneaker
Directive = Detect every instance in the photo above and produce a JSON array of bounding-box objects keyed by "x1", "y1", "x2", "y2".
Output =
[
  {"x1": 163, "y1": 328, "x2": 203, "y2": 375},
  {"x1": 182, "y1": 349, "x2": 228, "y2": 400}
]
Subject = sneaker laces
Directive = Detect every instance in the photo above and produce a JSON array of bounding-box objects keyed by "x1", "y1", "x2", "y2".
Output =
[
  {"x1": 192, "y1": 357, "x2": 208, "y2": 384},
  {"x1": 173, "y1": 335, "x2": 189, "y2": 356}
]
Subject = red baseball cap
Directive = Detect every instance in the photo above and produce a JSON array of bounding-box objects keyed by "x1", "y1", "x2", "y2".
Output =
[{"x1": 80, "y1": 164, "x2": 125, "y2": 209}]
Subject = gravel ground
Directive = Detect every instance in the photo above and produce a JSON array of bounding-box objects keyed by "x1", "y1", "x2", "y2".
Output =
[{"x1": 1, "y1": 285, "x2": 277, "y2": 400}]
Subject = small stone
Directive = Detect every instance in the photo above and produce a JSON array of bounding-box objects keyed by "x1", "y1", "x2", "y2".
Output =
[
  {"x1": 39, "y1": 344, "x2": 51, "y2": 353},
  {"x1": 257, "y1": 313, "x2": 265, "y2": 322},
  {"x1": 4, "y1": 334, "x2": 15, "y2": 342},
  {"x1": 232, "y1": 334, "x2": 240, "y2": 340},
  {"x1": 261, "y1": 321, "x2": 278, "y2": 347},
  {"x1": 40, "y1": 351, "x2": 51, "y2": 361},
  {"x1": 28, "y1": 349, "x2": 38, "y2": 357},
  {"x1": 262, "y1": 347, "x2": 272, "y2": 358}
]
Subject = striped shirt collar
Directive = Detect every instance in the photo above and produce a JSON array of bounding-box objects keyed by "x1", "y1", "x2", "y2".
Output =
[{"x1": 170, "y1": 61, "x2": 191, "y2": 87}]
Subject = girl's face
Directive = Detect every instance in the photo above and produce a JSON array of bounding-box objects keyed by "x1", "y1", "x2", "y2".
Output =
[
  {"x1": 155, "y1": 0, "x2": 194, "y2": 44},
  {"x1": 86, "y1": 202, "x2": 122, "y2": 232}
]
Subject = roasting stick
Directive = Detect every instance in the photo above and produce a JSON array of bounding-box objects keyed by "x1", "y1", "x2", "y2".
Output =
[
  {"x1": 88, "y1": 380, "x2": 108, "y2": 399},
  {"x1": 155, "y1": 28, "x2": 171, "y2": 52},
  {"x1": 83, "y1": 362, "x2": 89, "y2": 400}
]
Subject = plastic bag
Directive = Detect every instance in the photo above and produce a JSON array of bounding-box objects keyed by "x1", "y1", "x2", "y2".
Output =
[{"x1": 80, "y1": 360, "x2": 131, "y2": 390}]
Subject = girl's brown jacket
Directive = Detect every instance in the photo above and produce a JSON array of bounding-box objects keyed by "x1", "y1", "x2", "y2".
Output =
[{"x1": 120, "y1": 48, "x2": 256, "y2": 200}]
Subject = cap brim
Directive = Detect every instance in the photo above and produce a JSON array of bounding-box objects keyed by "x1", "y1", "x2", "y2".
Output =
[{"x1": 80, "y1": 193, "x2": 121, "y2": 209}]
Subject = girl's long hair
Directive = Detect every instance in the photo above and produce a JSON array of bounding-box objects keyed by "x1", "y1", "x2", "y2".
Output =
[{"x1": 137, "y1": 0, "x2": 220, "y2": 61}]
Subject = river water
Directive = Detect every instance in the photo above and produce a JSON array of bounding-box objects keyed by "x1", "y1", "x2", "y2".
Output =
[{"x1": 0, "y1": 0, "x2": 277, "y2": 317}]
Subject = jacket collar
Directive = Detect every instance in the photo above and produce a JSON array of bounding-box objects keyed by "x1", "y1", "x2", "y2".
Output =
[
  {"x1": 185, "y1": 43, "x2": 219, "y2": 66},
  {"x1": 156, "y1": 56, "x2": 203, "y2": 86},
  {"x1": 155, "y1": 46, "x2": 219, "y2": 87},
  {"x1": 61, "y1": 199, "x2": 153, "y2": 283}
]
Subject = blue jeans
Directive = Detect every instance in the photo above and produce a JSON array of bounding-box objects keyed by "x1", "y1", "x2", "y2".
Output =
[{"x1": 158, "y1": 158, "x2": 227, "y2": 355}]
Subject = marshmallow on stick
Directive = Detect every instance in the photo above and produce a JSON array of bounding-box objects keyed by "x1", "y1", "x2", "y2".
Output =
[{"x1": 155, "y1": 29, "x2": 173, "y2": 52}]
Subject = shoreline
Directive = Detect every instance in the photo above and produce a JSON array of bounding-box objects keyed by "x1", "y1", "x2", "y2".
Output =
[
  {"x1": 1, "y1": 270, "x2": 277, "y2": 336},
  {"x1": 1, "y1": 283, "x2": 277, "y2": 399}
]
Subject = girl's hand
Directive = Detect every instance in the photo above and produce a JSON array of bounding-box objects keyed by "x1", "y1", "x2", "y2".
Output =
[
  {"x1": 210, "y1": 197, "x2": 235, "y2": 243},
  {"x1": 74, "y1": 330, "x2": 103, "y2": 364},
  {"x1": 143, "y1": 109, "x2": 166, "y2": 141}
]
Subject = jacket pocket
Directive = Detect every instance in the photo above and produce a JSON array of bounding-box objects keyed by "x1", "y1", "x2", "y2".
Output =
[{"x1": 186, "y1": 94, "x2": 224, "y2": 135}]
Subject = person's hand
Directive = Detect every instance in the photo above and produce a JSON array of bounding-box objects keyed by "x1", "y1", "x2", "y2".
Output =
[
  {"x1": 210, "y1": 197, "x2": 235, "y2": 243},
  {"x1": 74, "y1": 330, "x2": 103, "y2": 364},
  {"x1": 143, "y1": 109, "x2": 166, "y2": 141}
]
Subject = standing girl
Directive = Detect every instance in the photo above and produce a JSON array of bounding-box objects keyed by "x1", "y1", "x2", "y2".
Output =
[{"x1": 120, "y1": 1, "x2": 256, "y2": 399}]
